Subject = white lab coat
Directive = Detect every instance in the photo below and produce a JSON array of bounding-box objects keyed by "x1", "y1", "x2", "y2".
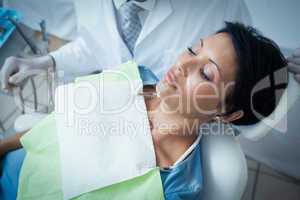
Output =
[{"x1": 50, "y1": 0, "x2": 251, "y2": 80}]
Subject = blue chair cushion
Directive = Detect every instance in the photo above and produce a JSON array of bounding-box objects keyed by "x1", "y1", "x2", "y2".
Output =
[{"x1": 0, "y1": 149, "x2": 26, "y2": 200}]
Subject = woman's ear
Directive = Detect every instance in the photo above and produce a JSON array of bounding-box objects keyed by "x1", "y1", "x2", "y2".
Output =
[{"x1": 220, "y1": 110, "x2": 244, "y2": 123}]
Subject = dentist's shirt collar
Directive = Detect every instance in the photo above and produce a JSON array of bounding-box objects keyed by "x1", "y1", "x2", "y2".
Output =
[{"x1": 114, "y1": 0, "x2": 155, "y2": 11}]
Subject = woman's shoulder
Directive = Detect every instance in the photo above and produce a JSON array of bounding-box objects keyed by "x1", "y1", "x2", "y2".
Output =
[{"x1": 160, "y1": 143, "x2": 203, "y2": 199}]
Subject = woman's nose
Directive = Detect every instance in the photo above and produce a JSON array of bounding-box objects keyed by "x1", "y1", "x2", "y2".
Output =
[{"x1": 176, "y1": 56, "x2": 199, "y2": 77}]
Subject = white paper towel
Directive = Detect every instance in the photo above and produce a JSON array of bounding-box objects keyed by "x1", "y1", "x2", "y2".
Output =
[{"x1": 54, "y1": 75, "x2": 156, "y2": 199}]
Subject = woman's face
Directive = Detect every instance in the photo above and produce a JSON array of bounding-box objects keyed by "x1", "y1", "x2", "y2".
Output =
[{"x1": 157, "y1": 33, "x2": 238, "y2": 121}]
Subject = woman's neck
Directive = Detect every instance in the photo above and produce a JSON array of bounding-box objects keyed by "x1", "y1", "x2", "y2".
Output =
[{"x1": 143, "y1": 86, "x2": 202, "y2": 168}]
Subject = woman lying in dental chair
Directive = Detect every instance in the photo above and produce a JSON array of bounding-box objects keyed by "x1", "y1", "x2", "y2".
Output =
[{"x1": 0, "y1": 22, "x2": 287, "y2": 200}]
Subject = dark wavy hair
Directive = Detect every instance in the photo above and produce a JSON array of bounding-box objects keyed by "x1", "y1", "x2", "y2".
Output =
[{"x1": 217, "y1": 22, "x2": 288, "y2": 125}]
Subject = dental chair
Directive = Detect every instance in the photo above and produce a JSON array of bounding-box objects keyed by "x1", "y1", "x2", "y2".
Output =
[
  {"x1": 11, "y1": 66, "x2": 249, "y2": 200},
  {"x1": 200, "y1": 134, "x2": 248, "y2": 200},
  {"x1": 200, "y1": 72, "x2": 300, "y2": 200},
  {"x1": 12, "y1": 69, "x2": 298, "y2": 200},
  {"x1": 1, "y1": 130, "x2": 247, "y2": 200}
]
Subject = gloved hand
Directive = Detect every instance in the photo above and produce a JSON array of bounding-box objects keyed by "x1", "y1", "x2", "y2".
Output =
[
  {"x1": 287, "y1": 48, "x2": 300, "y2": 83},
  {"x1": 0, "y1": 55, "x2": 54, "y2": 91}
]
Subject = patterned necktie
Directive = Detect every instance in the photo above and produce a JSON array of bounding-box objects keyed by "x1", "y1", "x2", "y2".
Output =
[{"x1": 118, "y1": 1, "x2": 143, "y2": 53}]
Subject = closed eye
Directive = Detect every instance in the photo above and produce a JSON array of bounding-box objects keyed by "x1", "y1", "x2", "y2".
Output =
[
  {"x1": 187, "y1": 47, "x2": 197, "y2": 56},
  {"x1": 200, "y1": 68, "x2": 211, "y2": 81}
]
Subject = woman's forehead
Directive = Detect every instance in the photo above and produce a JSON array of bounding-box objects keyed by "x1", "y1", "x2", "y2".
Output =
[{"x1": 203, "y1": 33, "x2": 238, "y2": 83}]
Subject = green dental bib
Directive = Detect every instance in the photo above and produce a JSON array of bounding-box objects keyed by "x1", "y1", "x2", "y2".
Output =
[{"x1": 17, "y1": 62, "x2": 165, "y2": 200}]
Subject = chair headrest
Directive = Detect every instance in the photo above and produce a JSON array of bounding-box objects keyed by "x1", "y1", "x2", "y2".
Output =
[
  {"x1": 200, "y1": 135, "x2": 248, "y2": 200},
  {"x1": 234, "y1": 73, "x2": 300, "y2": 140}
]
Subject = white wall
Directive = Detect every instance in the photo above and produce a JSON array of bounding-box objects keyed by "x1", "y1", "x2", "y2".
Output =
[{"x1": 244, "y1": 0, "x2": 300, "y2": 52}]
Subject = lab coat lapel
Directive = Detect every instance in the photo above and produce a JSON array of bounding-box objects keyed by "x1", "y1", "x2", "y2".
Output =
[
  {"x1": 135, "y1": 0, "x2": 173, "y2": 47},
  {"x1": 103, "y1": 0, "x2": 132, "y2": 60}
]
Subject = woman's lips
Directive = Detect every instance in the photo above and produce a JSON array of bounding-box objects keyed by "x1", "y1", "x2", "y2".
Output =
[{"x1": 164, "y1": 69, "x2": 177, "y2": 88}]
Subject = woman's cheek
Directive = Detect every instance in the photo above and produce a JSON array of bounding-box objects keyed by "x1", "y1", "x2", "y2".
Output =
[{"x1": 190, "y1": 83, "x2": 220, "y2": 115}]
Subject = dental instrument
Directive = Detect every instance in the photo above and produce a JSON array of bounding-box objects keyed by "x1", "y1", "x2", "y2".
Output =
[{"x1": 3, "y1": 16, "x2": 41, "y2": 54}]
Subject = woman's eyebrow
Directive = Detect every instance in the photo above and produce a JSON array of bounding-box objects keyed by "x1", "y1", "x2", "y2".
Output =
[
  {"x1": 201, "y1": 39, "x2": 222, "y2": 75},
  {"x1": 208, "y1": 58, "x2": 221, "y2": 73}
]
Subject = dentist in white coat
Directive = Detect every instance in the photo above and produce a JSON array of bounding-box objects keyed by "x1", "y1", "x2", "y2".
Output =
[{"x1": 1, "y1": 0, "x2": 252, "y2": 84}]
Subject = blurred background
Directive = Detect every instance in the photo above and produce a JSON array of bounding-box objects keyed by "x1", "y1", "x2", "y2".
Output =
[{"x1": 0, "y1": 0, "x2": 299, "y2": 200}]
